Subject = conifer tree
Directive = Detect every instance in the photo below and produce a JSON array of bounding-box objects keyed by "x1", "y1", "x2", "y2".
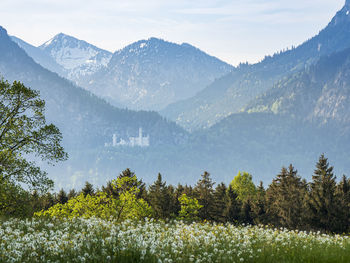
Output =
[
  {"x1": 148, "y1": 173, "x2": 172, "y2": 219},
  {"x1": 173, "y1": 184, "x2": 185, "y2": 217},
  {"x1": 82, "y1": 181, "x2": 94, "y2": 196},
  {"x1": 117, "y1": 169, "x2": 145, "y2": 198},
  {"x1": 240, "y1": 199, "x2": 254, "y2": 225},
  {"x1": 102, "y1": 181, "x2": 119, "y2": 198},
  {"x1": 212, "y1": 183, "x2": 228, "y2": 222},
  {"x1": 225, "y1": 185, "x2": 242, "y2": 224},
  {"x1": 308, "y1": 154, "x2": 340, "y2": 232},
  {"x1": 42, "y1": 192, "x2": 55, "y2": 210},
  {"x1": 67, "y1": 189, "x2": 77, "y2": 200},
  {"x1": 57, "y1": 188, "x2": 68, "y2": 204},
  {"x1": 251, "y1": 181, "x2": 267, "y2": 225},
  {"x1": 166, "y1": 184, "x2": 178, "y2": 218},
  {"x1": 266, "y1": 165, "x2": 307, "y2": 229},
  {"x1": 335, "y1": 175, "x2": 350, "y2": 232},
  {"x1": 183, "y1": 185, "x2": 195, "y2": 196},
  {"x1": 194, "y1": 171, "x2": 215, "y2": 221}
]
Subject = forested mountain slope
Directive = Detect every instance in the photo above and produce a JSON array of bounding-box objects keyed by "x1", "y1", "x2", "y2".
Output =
[{"x1": 162, "y1": 1, "x2": 350, "y2": 131}]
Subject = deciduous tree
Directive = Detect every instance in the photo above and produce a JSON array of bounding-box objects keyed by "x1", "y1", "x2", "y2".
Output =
[{"x1": 0, "y1": 80, "x2": 67, "y2": 191}]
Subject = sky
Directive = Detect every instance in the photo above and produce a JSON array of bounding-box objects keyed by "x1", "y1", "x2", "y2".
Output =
[{"x1": 0, "y1": 0, "x2": 345, "y2": 66}]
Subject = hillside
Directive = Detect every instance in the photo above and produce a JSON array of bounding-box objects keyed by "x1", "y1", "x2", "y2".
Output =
[
  {"x1": 244, "y1": 47, "x2": 350, "y2": 127},
  {"x1": 82, "y1": 38, "x2": 233, "y2": 111},
  {"x1": 162, "y1": 1, "x2": 350, "y2": 131},
  {"x1": 187, "y1": 46, "x2": 350, "y2": 183}
]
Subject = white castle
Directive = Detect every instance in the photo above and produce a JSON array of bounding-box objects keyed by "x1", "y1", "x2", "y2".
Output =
[{"x1": 106, "y1": 127, "x2": 150, "y2": 147}]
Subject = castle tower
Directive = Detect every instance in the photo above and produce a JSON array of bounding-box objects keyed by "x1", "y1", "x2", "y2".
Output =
[
  {"x1": 112, "y1": 134, "x2": 117, "y2": 146},
  {"x1": 139, "y1": 127, "x2": 143, "y2": 139}
]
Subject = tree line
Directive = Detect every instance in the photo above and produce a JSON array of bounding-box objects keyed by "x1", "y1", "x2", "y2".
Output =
[{"x1": 2, "y1": 154, "x2": 349, "y2": 234}]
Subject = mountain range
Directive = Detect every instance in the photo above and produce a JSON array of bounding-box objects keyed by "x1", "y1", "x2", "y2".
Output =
[
  {"x1": 13, "y1": 34, "x2": 233, "y2": 111},
  {"x1": 1, "y1": 1, "x2": 350, "y2": 188}
]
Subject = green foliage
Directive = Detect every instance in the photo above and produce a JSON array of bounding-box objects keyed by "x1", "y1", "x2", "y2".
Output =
[
  {"x1": 56, "y1": 189, "x2": 68, "y2": 204},
  {"x1": 336, "y1": 175, "x2": 350, "y2": 232},
  {"x1": 194, "y1": 171, "x2": 215, "y2": 221},
  {"x1": 0, "y1": 80, "x2": 67, "y2": 191},
  {"x1": 225, "y1": 185, "x2": 241, "y2": 223},
  {"x1": 239, "y1": 199, "x2": 254, "y2": 224},
  {"x1": 67, "y1": 189, "x2": 77, "y2": 199},
  {"x1": 81, "y1": 181, "x2": 94, "y2": 196},
  {"x1": 266, "y1": 165, "x2": 307, "y2": 229},
  {"x1": 177, "y1": 194, "x2": 202, "y2": 222},
  {"x1": 5, "y1": 154, "x2": 350, "y2": 234},
  {"x1": 308, "y1": 154, "x2": 341, "y2": 232},
  {"x1": 212, "y1": 183, "x2": 228, "y2": 222},
  {"x1": 111, "y1": 173, "x2": 153, "y2": 221},
  {"x1": 230, "y1": 171, "x2": 257, "y2": 202},
  {"x1": 36, "y1": 173, "x2": 152, "y2": 221},
  {"x1": 251, "y1": 181, "x2": 267, "y2": 225},
  {"x1": 35, "y1": 192, "x2": 117, "y2": 219},
  {"x1": 147, "y1": 173, "x2": 174, "y2": 219},
  {"x1": 0, "y1": 179, "x2": 32, "y2": 217},
  {"x1": 116, "y1": 168, "x2": 146, "y2": 198}
]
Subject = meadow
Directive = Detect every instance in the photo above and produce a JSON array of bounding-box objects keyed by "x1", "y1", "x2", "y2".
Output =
[{"x1": 0, "y1": 218, "x2": 349, "y2": 263}]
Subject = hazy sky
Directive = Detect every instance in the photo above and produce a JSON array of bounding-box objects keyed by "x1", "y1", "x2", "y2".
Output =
[{"x1": 0, "y1": 0, "x2": 345, "y2": 65}]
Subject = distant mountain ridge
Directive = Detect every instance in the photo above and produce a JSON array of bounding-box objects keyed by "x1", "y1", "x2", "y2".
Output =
[
  {"x1": 81, "y1": 37, "x2": 233, "y2": 111},
  {"x1": 161, "y1": 1, "x2": 350, "y2": 131},
  {"x1": 13, "y1": 34, "x2": 233, "y2": 111}
]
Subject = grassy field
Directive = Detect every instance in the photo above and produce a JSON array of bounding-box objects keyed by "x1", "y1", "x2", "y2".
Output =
[{"x1": 0, "y1": 218, "x2": 349, "y2": 263}]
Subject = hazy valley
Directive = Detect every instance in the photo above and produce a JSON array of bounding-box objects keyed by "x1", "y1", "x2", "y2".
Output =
[{"x1": 1, "y1": 2, "x2": 350, "y2": 190}]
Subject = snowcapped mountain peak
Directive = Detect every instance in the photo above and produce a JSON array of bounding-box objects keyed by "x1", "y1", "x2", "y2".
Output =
[{"x1": 39, "y1": 33, "x2": 112, "y2": 83}]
